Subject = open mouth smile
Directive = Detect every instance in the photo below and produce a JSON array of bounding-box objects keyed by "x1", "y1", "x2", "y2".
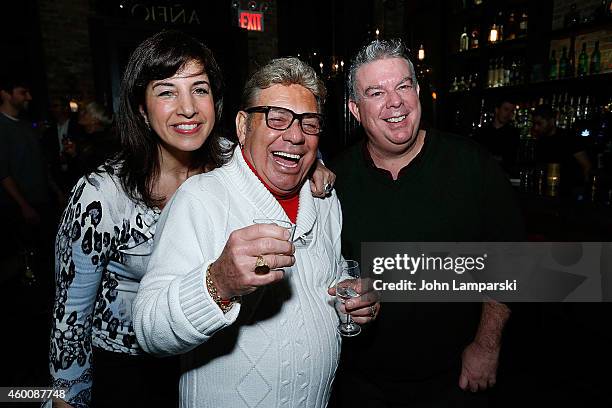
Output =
[
  {"x1": 172, "y1": 122, "x2": 202, "y2": 134},
  {"x1": 272, "y1": 151, "x2": 302, "y2": 168},
  {"x1": 384, "y1": 115, "x2": 407, "y2": 123}
]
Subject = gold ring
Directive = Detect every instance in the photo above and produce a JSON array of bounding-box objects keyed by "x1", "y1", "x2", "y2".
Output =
[
  {"x1": 255, "y1": 255, "x2": 270, "y2": 274},
  {"x1": 370, "y1": 305, "x2": 376, "y2": 318}
]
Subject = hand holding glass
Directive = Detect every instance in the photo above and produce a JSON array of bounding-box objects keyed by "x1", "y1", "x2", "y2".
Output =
[
  {"x1": 252, "y1": 219, "x2": 296, "y2": 274},
  {"x1": 336, "y1": 260, "x2": 361, "y2": 337}
]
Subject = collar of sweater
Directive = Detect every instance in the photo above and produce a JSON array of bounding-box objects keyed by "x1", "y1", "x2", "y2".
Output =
[{"x1": 228, "y1": 145, "x2": 317, "y2": 242}]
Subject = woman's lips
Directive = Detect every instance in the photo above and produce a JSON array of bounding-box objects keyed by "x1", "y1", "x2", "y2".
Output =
[{"x1": 172, "y1": 123, "x2": 202, "y2": 134}]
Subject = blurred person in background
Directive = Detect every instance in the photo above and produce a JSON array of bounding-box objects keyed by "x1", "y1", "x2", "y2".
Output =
[
  {"x1": 473, "y1": 97, "x2": 520, "y2": 177},
  {"x1": 63, "y1": 101, "x2": 116, "y2": 186},
  {"x1": 531, "y1": 104, "x2": 591, "y2": 193},
  {"x1": 42, "y1": 97, "x2": 82, "y2": 194}
]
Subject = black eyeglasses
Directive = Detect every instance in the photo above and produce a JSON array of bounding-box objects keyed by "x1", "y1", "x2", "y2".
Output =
[{"x1": 244, "y1": 105, "x2": 324, "y2": 135}]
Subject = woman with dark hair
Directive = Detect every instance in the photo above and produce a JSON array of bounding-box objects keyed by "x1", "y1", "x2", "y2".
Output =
[
  {"x1": 48, "y1": 30, "x2": 335, "y2": 408},
  {"x1": 48, "y1": 30, "x2": 223, "y2": 408}
]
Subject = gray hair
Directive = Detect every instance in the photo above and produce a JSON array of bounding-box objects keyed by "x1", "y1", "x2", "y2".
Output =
[
  {"x1": 83, "y1": 101, "x2": 113, "y2": 127},
  {"x1": 348, "y1": 38, "x2": 418, "y2": 101},
  {"x1": 241, "y1": 57, "x2": 326, "y2": 113}
]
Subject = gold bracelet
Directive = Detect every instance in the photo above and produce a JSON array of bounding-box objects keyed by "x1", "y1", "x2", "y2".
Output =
[{"x1": 206, "y1": 263, "x2": 239, "y2": 313}]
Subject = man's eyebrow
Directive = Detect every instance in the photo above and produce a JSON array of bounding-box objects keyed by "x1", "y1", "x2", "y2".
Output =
[
  {"x1": 363, "y1": 85, "x2": 383, "y2": 94},
  {"x1": 192, "y1": 80, "x2": 210, "y2": 87},
  {"x1": 363, "y1": 76, "x2": 414, "y2": 94}
]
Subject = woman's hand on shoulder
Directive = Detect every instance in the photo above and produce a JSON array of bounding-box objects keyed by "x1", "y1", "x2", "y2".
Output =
[{"x1": 310, "y1": 159, "x2": 336, "y2": 198}]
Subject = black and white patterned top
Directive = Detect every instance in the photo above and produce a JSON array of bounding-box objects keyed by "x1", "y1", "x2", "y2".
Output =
[{"x1": 49, "y1": 164, "x2": 160, "y2": 407}]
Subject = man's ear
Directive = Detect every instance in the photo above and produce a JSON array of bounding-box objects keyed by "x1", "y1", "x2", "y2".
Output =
[
  {"x1": 236, "y1": 110, "x2": 248, "y2": 146},
  {"x1": 0, "y1": 89, "x2": 9, "y2": 104},
  {"x1": 348, "y1": 100, "x2": 361, "y2": 123}
]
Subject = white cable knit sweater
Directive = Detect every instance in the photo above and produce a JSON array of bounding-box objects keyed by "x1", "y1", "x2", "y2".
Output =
[{"x1": 133, "y1": 147, "x2": 343, "y2": 408}]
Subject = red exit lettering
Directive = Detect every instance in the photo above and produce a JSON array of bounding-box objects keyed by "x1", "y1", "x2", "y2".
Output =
[{"x1": 238, "y1": 11, "x2": 264, "y2": 32}]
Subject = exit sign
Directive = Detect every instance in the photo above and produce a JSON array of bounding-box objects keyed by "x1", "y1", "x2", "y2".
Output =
[{"x1": 238, "y1": 10, "x2": 264, "y2": 32}]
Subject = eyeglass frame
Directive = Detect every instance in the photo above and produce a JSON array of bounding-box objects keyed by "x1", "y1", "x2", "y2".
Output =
[{"x1": 243, "y1": 105, "x2": 324, "y2": 135}]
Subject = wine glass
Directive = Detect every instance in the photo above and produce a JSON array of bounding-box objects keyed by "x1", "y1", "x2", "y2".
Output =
[{"x1": 336, "y1": 259, "x2": 361, "y2": 337}]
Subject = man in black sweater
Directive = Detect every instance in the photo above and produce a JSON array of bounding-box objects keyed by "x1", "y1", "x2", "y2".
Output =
[
  {"x1": 331, "y1": 39, "x2": 524, "y2": 407},
  {"x1": 472, "y1": 97, "x2": 520, "y2": 177}
]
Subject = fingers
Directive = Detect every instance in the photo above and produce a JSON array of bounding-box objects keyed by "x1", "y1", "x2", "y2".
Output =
[
  {"x1": 310, "y1": 161, "x2": 335, "y2": 197},
  {"x1": 238, "y1": 224, "x2": 292, "y2": 242},
  {"x1": 487, "y1": 377, "x2": 496, "y2": 388},
  {"x1": 310, "y1": 180, "x2": 325, "y2": 198},
  {"x1": 251, "y1": 268, "x2": 285, "y2": 286},
  {"x1": 350, "y1": 304, "x2": 380, "y2": 325},
  {"x1": 459, "y1": 372, "x2": 469, "y2": 390},
  {"x1": 350, "y1": 277, "x2": 376, "y2": 295},
  {"x1": 458, "y1": 372, "x2": 494, "y2": 393},
  {"x1": 253, "y1": 238, "x2": 295, "y2": 257},
  {"x1": 469, "y1": 382, "x2": 479, "y2": 393},
  {"x1": 344, "y1": 291, "x2": 379, "y2": 313},
  {"x1": 254, "y1": 254, "x2": 295, "y2": 271}
]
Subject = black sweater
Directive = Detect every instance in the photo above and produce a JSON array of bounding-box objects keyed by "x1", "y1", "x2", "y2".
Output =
[{"x1": 331, "y1": 128, "x2": 525, "y2": 381}]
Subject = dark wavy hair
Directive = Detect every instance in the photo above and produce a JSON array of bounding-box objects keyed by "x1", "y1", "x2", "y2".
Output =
[{"x1": 114, "y1": 30, "x2": 226, "y2": 207}]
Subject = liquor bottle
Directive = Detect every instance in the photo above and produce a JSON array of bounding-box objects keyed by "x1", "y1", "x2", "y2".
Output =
[
  {"x1": 568, "y1": 41, "x2": 576, "y2": 77},
  {"x1": 478, "y1": 98, "x2": 486, "y2": 127},
  {"x1": 576, "y1": 96, "x2": 584, "y2": 120},
  {"x1": 487, "y1": 59, "x2": 495, "y2": 87},
  {"x1": 510, "y1": 58, "x2": 519, "y2": 84},
  {"x1": 471, "y1": 72, "x2": 479, "y2": 88},
  {"x1": 496, "y1": 57, "x2": 504, "y2": 87},
  {"x1": 590, "y1": 41, "x2": 601, "y2": 74},
  {"x1": 503, "y1": 59, "x2": 511, "y2": 86},
  {"x1": 516, "y1": 57, "x2": 524, "y2": 84},
  {"x1": 568, "y1": 96, "x2": 577, "y2": 126},
  {"x1": 577, "y1": 42, "x2": 589, "y2": 76},
  {"x1": 549, "y1": 50, "x2": 558, "y2": 80},
  {"x1": 551, "y1": 94, "x2": 558, "y2": 112},
  {"x1": 496, "y1": 11, "x2": 505, "y2": 41},
  {"x1": 459, "y1": 76, "x2": 467, "y2": 91},
  {"x1": 519, "y1": 11, "x2": 528, "y2": 36},
  {"x1": 583, "y1": 96, "x2": 592, "y2": 120},
  {"x1": 506, "y1": 12, "x2": 517, "y2": 40},
  {"x1": 451, "y1": 76, "x2": 458, "y2": 92},
  {"x1": 560, "y1": 96, "x2": 575, "y2": 129},
  {"x1": 460, "y1": 26, "x2": 469, "y2": 51},
  {"x1": 559, "y1": 46, "x2": 569, "y2": 78},
  {"x1": 470, "y1": 26, "x2": 480, "y2": 49}
]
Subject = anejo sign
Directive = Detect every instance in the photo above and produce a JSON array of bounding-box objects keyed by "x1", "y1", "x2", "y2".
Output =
[
  {"x1": 130, "y1": 3, "x2": 201, "y2": 25},
  {"x1": 238, "y1": 10, "x2": 264, "y2": 32}
]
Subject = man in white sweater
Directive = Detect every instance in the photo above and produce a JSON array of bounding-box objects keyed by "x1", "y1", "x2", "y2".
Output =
[{"x1": 133, "y1": 57, "x2": 379, "y2": 407}]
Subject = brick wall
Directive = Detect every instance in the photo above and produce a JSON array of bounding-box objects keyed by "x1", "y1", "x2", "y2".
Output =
[
  {"x1": 552, "y1": 0, "x2": 601, "y2": 30},
  {"x1": 243, "y1": 1, "x2": 278, "y2": 74},
  {"x1": 38, "y1": 0, "x2": 96, "y2": 104}
]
